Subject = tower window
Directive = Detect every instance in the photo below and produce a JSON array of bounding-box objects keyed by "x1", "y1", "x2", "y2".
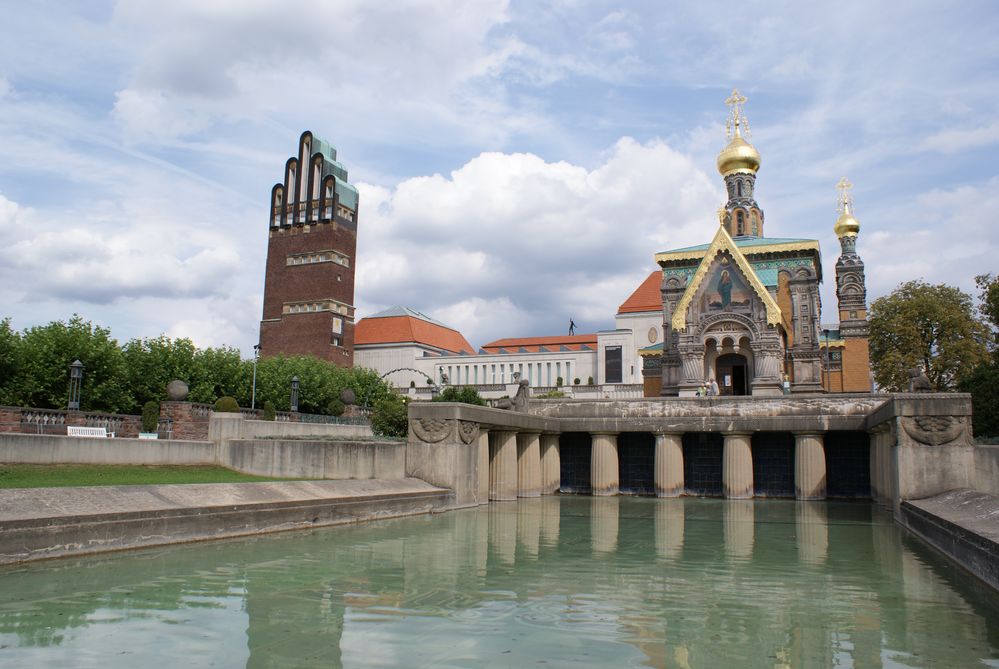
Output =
[
  {"x1": 737, "y1": 181, "x2": 743, "y2": 197},
  {"x1": 736, "y1": 211, "x2": 745, "y2": 236}
]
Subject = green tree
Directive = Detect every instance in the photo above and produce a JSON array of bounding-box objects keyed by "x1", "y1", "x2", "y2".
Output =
[
  {"x1": 0, "y1": 318, "x2": 21, "y2": 405},
  {"x1": 189, "y1": 346, "x2": 246, "y2": 404},
  {"x1": 432, "y1": 386, "x2": 487, "y2": 405},
  {"x1": 976, "y1": 273, "x2": 999, "y2": 350},
  {"x1": 959, "y1": 274, "x2": 999, "y2": 440},
  {"x1": 15, "y1": 315, "x2": 129, "y2": 412},
  {"x1": 869, "y1": 281, "x2": 989, "y2": 391},
  {"x1": 121, "y1": 336, "x2": 199, "y2": 413},
  {"x1": 370, "y1": 394, "x2": 408, "y2": 437}
]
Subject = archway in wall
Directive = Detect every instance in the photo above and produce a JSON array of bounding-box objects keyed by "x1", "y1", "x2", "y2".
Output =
[
  {"x1": 619, "y1": 432, "x2": 655, "y2": 495},
  {"x1": 682, "y1": 433, "x2": 723, "y2": 496},
  {"x1": 716, "y1": 353, "x2": 749, "y2": 396},
  {"x1": 825, "y1": 431, "x2": 871, "y2": 498}
]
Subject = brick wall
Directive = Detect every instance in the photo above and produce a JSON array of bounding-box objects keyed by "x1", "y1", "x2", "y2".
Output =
[
  {"x1": 259, "y1": 218, "x2": 356, "y2": 366},
  {"x1": 0, "y1": 406, "x2": 141, "y2": 437}
]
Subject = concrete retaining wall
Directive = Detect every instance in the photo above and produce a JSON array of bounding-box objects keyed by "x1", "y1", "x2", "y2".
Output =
[
  {"x1": 974, "y1": 445, "x2": 999, "y2": 496},
  {"x1": 242, "y1": 419, "x2": 373, "y2": 439},
  {"x1": 223, "y1": 439, "x2": 405, "y2": 479},
  {"x1": 901, "y1": 489, "x2": 999, "y2": 592},
  {"x1": 0, "y1": 433, "x2": 216, "y2": 465}
]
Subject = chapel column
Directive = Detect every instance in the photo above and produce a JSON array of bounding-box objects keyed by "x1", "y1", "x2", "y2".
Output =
[
  {"x1": 654, "y1": 431, "x2": 684, "y2": 497},
  {"x1": 489, "y1": 430, "x2": 517, "y2": 501},
  {"x1": 794, "y1": 432, "x2": 826, "y2": 500},
  {"x1": 539, "y1": 433, "x2": 561, "y2": 495},
  {"x1": 516, "y1": 431, "x2": 542, "y2": 498},
  {"x1": 722, "y1": 432, "x2": 753, "y2": 499},
  {"x1": 590, "y1": 432, "x2": 619, "y2": 496}
]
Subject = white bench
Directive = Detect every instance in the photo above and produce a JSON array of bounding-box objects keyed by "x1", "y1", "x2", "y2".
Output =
[{"x1": 67, "y1": 426, "x2": 114, "y2": 438}]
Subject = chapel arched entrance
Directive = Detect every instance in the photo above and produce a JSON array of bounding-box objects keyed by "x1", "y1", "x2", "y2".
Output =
[{"x1": 716, "y1": 353, "x2": 749, "y2": 396}]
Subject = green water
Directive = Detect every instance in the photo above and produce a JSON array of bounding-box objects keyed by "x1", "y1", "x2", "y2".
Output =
[{"x1": 0, "y1": 498, "x2": 996, "y2": 668}]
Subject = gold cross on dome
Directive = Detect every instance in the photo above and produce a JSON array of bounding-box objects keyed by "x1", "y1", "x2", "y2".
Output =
[
  {"x1": 725, "y1": 88, "x2": 750, "y2": 139},
  {"x1": 836, "y1": 177, "x2": 854, "y2": 213}
]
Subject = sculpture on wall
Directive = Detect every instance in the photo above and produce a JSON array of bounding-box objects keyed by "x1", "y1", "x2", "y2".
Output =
[
  {"x1": 496, "y1": 379, "x2": 530, "y2": 412},
  {"x1": 908, "y1": 368, "x2": 933, "y2": 392}
]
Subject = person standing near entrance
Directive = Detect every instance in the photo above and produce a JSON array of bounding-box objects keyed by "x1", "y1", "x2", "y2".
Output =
[{"x1": 708, "y1": 377, "x2": 719, "y2": 396}]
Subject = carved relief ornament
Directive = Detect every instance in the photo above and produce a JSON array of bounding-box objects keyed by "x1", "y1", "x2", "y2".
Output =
[
  {"x1": 411, "y1": 418, "x2": 453, "y2": 443},
  {"x1": 900, "y1": 416, "x2": 965, "y2": 446},
  {"x1": 457, "y1": 420, "x2": 479, "y2": 444}
]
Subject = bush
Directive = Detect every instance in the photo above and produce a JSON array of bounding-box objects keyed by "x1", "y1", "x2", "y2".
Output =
[
  {"x1": 573, "y1": 378, "x2": 580, "y2": 385},
  {"x1": 433, "y1": 386, "x2": 487, "y2": 406},
  {"x1": 371, "y1": 394, "x2": 408, "y2": 437},
  {"x1": 214, "y1": 396, "x2": 240, "y2": 413},
  {"x1": 587, "y1": 376, "x2": 594, "y2": 386},
  {"x1": 141, "y1": 400, "x2": 159, "y2": 433},
  {"x1": 262, "y1": 401, "x2": 276, "y2": 421},
  {"x1": 556, "y1": 376, "x2": 563, "y2": 387},
  {"x1": 327, "y1": 397, "x2": 345, "y2": 417},
  {"x1": 536, "y1": 390, "x2": 566, "y2": 398}
]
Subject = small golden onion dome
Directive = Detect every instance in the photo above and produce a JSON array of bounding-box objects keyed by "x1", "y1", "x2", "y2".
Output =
[
  {"x1": 834, "y1": 210, "x2": 860, "y2": 237},
  {"x1": 716, "y1": 131, "x2": 761, "y2": 176}
]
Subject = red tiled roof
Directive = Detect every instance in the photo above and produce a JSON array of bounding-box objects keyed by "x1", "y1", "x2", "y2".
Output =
[
  {"x1": 480, "y1": 334, "x2": 597, "y2": 353},
  {"x1": 355, "y1": 315, "x2": 474, "y2": 354},
  {"x1": 618, "y1": 271, "x2": 662, "y2": 314}
]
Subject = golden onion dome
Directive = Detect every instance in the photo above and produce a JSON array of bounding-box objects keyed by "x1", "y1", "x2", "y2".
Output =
[
  {"x1": 834, "y1": 210, "x2": 860, "y2": 237},
  {"x1": 716, "y1": 130, "x2": 761, "y2": 176}
]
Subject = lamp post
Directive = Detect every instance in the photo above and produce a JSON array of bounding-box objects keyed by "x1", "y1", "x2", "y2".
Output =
[
  {"x1": 251, "y1": 344, "x2": 261, "y2": 410},
  {"x1": 67, "y1": 360, "x2": 84, "y2": 410},
  {"x1": 290, "y1": 376, "x2": 299, "y2": 413}
]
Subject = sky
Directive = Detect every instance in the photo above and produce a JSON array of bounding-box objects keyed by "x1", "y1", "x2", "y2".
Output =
[{"x1": 0, "y1": 0, "x2": 997, "y2": 354}]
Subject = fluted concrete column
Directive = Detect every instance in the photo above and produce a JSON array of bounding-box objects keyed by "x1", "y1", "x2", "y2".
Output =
[
  {"x1": 655, "y1": 499, "x2": 685, "y2": 559},
  {"x1": 724, "y1": 499, "x2": 755, "y2": 559},
  {"x1": 477, "y1": 428, "x2": 490, "y2": 505},
  {"x1": 794, "y1": 432, "x2": 826, "y2": 500},
  {"x1": 517, "y1": 500, "x2": 541, "y2": 558},
  {"x1": 654, "y1": 432, "x2": 684, "y2": 497},
  {"x1": 539, "y1": 433, "x2": 561, "y2": 494},
  {"x1": 796, "y1": 502, "x2": 828, "y2": 566},
  {"x1": 590, "y1": 432, "x2": 619, "y2": 496},
  {"x1": 722, "y1": 432, "x2": 753, "y2": 499},
  {"x1": 489, "y1": 430, "x2": 517, "y2": 501},
  {"x1": 539, "y1": 496, "x2": 560, "y2": 546},
  {"x1": 517, "y1": 432, "x2": 542, "y2": 497},
  {"x1": 591, "y1": 497, "x2": 619, "y2": 554}
]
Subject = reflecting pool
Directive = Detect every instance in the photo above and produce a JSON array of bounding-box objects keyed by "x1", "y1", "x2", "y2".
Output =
[{"x1": 1, "y1": 497, "x2": 997, "y2": 668}]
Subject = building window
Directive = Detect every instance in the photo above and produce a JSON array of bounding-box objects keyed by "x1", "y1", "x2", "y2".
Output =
[
  {"x1": 849, "y1": 310, "x2": 858, "y2": 319},
  {"x1": 736, "y1": 211, "x2": 745, "y2": 236},
  {"x1": 331, "y1": 335, "x2": 341, "y2": 347},
  {"x1": 605, "y1": 346, "x2": 623, "y2": 383}
]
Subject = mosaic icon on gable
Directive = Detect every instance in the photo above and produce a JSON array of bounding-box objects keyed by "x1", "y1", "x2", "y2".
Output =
[{"x1": 701, "y1": 257, "x2": 753, "y2": 313}]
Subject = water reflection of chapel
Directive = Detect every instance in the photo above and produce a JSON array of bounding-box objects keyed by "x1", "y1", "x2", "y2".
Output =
[{"x1": 649, "y1": 90, "x2": 872, "y2": 396}]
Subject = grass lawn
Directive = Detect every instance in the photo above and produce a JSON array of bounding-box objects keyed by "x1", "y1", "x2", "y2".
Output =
[{"x1": 0, "y1": 464, "x2": 307, "y2": 489}]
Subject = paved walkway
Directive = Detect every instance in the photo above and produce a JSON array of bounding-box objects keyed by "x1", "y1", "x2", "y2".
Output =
[{"x1": 0, "y1": 479, "x2": 451, "y2": 565}]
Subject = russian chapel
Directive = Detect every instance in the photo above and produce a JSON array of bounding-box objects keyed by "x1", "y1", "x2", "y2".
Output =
[{"x1": 653, "y1": 90, "x2": 872, "y2": 396}]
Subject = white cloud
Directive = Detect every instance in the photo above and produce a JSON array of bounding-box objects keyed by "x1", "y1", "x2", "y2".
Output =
[
  {"x1": 355, "y1": 137, "x2": 721, "y2": 346},
  {"x1": 921, "y1": 121, "x2": 999, "y2": 154}
]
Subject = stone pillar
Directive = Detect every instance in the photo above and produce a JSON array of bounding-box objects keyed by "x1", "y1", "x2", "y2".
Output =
[
  {"x1": 488, "y1": 505, "x2": 517, "y2": 565},
  {"x1": 516, "y1": 431, "x2": 542, "y2": 498},
  {"x1": 539, "y1": 433, "x2": 561, "y2": 494},
  {"x1": 591, "y1": 497, "x2": 619, "y2": 554},
  {"x1": 724, "y1": 499, "x2": 755, "y2": 560},
  {"x1": 477, "y1": 427, "x2": 490, "y2": 505},
  {"x1": 539, "y1": 497, "x2": 560, "y2": 546},
  {"x1": 655, "y1": 499, "x2": 685, "y2": 559},
  {"x1": 722, "y1": 432, "x2": 753, "y2": 499},
  {"x1": 489, "y1": 430, "x2": 517, "y2": 501},
  {"x1": 796, "y1": 502, "x2": 828, "y2": 565},
  {"x1": 794, "y1": 432, "x2": 826, "y2": 500},
  {"x1": 590, "y1": 432, "x2": 619, "y2": 496},
  {"x1": 517, "y1": 500, "x2": 541, "y2": 559},
  {"x1": 654, "y1": 432, "x2": 684, "y2": 497}
]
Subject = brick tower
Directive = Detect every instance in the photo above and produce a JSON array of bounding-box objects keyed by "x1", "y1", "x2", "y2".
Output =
[{"x1": 259, "y1": 131, "x2": 359, "y2": 366}]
